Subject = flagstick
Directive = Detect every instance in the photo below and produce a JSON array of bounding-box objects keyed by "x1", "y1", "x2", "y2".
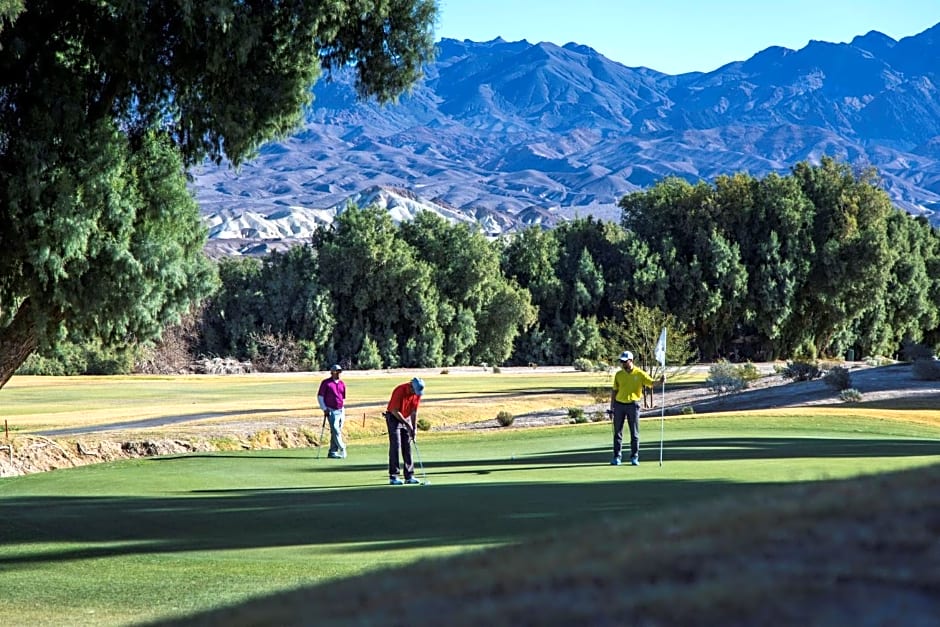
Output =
[{"x1": 659, "y1": 374, "x2": 665, "y2": 467}]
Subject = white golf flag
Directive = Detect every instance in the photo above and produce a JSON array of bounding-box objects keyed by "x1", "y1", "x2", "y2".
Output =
[{"x1": 654, "y1": 327, "x2": 667, "y2": 367}]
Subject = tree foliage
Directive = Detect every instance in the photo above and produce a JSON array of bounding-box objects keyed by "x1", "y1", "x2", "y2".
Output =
[{"x1": 0, "y1": 0, "x2": 437, "y2": 387}]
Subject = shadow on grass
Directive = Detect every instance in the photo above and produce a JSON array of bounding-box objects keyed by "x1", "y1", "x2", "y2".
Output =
[
  {"x1": 408, "y1": 435, "x2": 940, "y2": 471},
  {"x1": 0, "y1": 476, "x2": 753, "y2": 566},
  {"x1": 2, "y1": 435, "x2": 938, "y2": 570}
]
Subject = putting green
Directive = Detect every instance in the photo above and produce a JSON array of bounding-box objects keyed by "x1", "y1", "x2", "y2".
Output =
[{"x1": 1, "y1": 414, "x2": 938, "y2": 625}]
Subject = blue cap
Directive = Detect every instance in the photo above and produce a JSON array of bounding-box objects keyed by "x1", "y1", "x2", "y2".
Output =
[{"x1": 411, "y1": 377, "x2": 425, "y2": 396}]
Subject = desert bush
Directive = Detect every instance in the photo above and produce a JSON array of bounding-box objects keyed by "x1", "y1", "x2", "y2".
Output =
[
  {"x1": 492, "y1": 365, "x2": 501, "y2": 374},
  {"x1": 823, "y1": 365, "x2": 852, "y2": 391},
  {"x1": 912, "y1": 358, "x2": 940, "y2": 381},
  {"x1": 567, "y1": 407, "x2": 587, "y2": 424},
  {"x1": 249, "y1": 332, "x2": 306, "y2": 372},
  {"x1": 416, "y1": 418, "x2": 431, "y2": 432},
  {"x1": 440, "y1": 368, "x2": 449, "y2": 375},
  {"x1": 681, "y1": 406, "x2": 695, "y2": 415},
  {"x1": 737, "y1": 362, "x2": 762, "y2": 383},
  {"x1": 780, "y1": 360, "x2": 821, "y2": 382},
  {"x1": 706, "y1": 361, "x2": 746, "y2": 395},
  {"x1": 495, "y1": 410, "x2": 514, "y2": 427},
  {"x1": 865, "y1": 355, "x2": 893, "y2": 367},
  {"x1": 572, "y1": 358, "x2": 593, "y2": 372},
  {"x1": 590, "y1": 410, "x2": 606, "y2": 422},
  {"x1": 840, "y1": 388, "x2": 863, "y2": 402},
  {"x1": 136, "y1": 307, "x2": 203, "y2": 374}
]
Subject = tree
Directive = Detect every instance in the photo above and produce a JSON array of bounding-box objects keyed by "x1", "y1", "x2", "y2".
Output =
[
  {"x1": 0, "y1": 0, "x2": 437, "y2": 388},
  {"x1": 852, "y1": 213, "x2": 940, "y2": 357},
  {"x1": 198, "y1": 245, "x2": 335, "y2": 365},
  {"x1": 789, "y1": 158, "x2": 893, "y2": 357},
  {"x1": 401, "y1": 212, "x2": 507, "y2": 365},
  {"x1": 315, "y1": 205, "x2": 442, "y2": 368},
  {"x1": 619, "y1": 177, "x2": 747, "y2": 359}
]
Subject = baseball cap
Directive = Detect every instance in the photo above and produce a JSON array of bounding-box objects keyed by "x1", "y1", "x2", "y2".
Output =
[
  {"x1": 411, "y1": 377, "x2": 425, "y2": 396},
  {"x1": 619, "y1": 351, "x2": 634, "y2": 362},
  {"x1": 330, "y1": 364, "x2": 342, "y2": 372}
]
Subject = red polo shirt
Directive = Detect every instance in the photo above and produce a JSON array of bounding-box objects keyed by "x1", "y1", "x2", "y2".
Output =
[{"x1": 387, "y1": 381, "x2": 421, "y2": 417}]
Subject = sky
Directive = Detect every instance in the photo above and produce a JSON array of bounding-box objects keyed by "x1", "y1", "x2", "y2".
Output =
[{"x1": 435, "y1": 0, "x2": 940, "y2": 75}]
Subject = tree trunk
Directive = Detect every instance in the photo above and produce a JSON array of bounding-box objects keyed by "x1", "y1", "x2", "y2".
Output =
[{"x1": 0, "y1": 301, "x2": 41, "y2": 390}]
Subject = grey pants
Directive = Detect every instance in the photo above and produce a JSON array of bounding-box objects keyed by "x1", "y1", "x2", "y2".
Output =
[
  {"x1": 385, "y1": 413, "x2": 414, "y2": 480},
  {"x1": 612, "y1": 400, "x2": 640, "y2": 460},
  {"x1": 327, "y1": 408, "x2": 346, "y2": 456}
]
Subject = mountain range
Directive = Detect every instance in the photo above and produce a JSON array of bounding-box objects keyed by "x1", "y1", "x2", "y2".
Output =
[{"x1": 193, "y1": 23, "x2": 940, "y2": 256}]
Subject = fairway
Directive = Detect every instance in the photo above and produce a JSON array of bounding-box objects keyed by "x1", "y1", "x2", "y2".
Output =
[{"x1": 1, "y1": 413, "x2": 939, "y2": 626}]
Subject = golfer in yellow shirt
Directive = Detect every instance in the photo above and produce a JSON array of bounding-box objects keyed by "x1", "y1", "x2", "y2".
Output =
[{"x1": 609, "y1": 350, "x2": 659, "y2": 466}]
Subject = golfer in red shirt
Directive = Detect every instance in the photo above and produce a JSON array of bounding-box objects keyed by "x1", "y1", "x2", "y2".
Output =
[{"x1": 385, "y1": 377, "x2": 424, "y2": 485}]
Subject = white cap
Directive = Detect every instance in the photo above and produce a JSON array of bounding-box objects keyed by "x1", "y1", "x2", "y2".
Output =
[{"x1": 619, "y1": 351, "x2": 634, "y2": 362}]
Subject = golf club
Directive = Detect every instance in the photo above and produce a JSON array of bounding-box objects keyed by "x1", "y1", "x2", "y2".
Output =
[
  {"x1": 411, "y1": 435, "x2": 430, "y2": 485},
  {"x1": 316, "y1": 411, "x2": 327, "y2": 460}
]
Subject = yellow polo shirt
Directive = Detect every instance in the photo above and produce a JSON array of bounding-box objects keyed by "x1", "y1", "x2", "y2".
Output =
[{"x1": 612, "y1": 366, "x2": 655, "y2": 403}]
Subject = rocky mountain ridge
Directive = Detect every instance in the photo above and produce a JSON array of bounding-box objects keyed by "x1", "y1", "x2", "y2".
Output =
[{"x1": 194, "y1": 24, "x2": 940, "y2": 255}]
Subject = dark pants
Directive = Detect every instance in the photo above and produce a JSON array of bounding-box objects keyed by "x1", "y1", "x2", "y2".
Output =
[
  {"x1": 612, "y1": 400, "x2": 640, "y2": 461},
  {"x1": 385, "y1": 413, "x2": 414, "y2": 480}
]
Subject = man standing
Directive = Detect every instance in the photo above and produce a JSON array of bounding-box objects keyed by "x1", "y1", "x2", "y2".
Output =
[
  {"x1": 317, "y1": 365, "x2": 347, "y2": 459},
  {"x1": 609, "y1": 351, "x2": 658, "y2": 466},
  {"x1": 384, "y1": 377, "x2": 424, "y2": 485}
]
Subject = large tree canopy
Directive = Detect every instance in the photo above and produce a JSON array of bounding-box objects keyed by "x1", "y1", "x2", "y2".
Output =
[{"x1": 0, "y1": 0, "x2": 437, "y2": 387}]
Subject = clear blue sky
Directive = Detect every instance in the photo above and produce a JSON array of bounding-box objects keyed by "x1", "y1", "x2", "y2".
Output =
[{"x1": 435, "y1": 0, "x2": 940, "y2": 74}]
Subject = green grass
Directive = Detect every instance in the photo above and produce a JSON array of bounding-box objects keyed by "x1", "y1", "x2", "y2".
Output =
[{"x1": 1, "y1": 413, "x2": 939, "y2": 625}]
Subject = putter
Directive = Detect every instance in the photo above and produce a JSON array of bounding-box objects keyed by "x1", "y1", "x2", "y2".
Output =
[
  {"x1": 411, "y1": 436, "x2": 430, "y2": 485},
  {"x1": 316, "y1": 411, "x2": 327, "y2": 459}
]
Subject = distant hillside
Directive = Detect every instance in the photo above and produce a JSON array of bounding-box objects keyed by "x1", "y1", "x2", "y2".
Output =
[{"x1": 194, "y1": 24, "x2": 940, "y2": 254}]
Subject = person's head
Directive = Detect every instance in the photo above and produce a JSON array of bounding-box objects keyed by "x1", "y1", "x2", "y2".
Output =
[
  {"x1": 330, "y1": 364, "x2": 342, "y2": 378},
  {"x1": 618, "y1": 350, "x2": 634, "y2": 370},
  {"x1": 411, "y1": 377, "x2": 425, "y2": 396}
]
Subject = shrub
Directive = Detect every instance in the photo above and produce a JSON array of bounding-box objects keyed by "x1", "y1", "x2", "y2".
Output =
[
  {"x1": 681, "y1": 406, "x2": 695, "y2": 415},
  {"x1": 567, "y1": 407, "x2": 587, "y2": 424},
  {"x1": 840, "y1": 388, "x2": 863, "y2": 402},
  {"x1": 439, "y1": 368, "x2": 449, "y2": 375},
  {"x1": 495, "y1": 410, "x2": 514, "y2": 427},
  {"x1": 823, "y1": 365, "x2": 852, "y2": 391},
  {"x1": 705, "y1": 361, "x2": 746, "y2": 395},
  {"x1": 590, "y1": 410, "x2": 606, "y2": 422},
  {"x1": 416, "y1": 418, "x2": 431, "y2": 432},
  {"x1": 356, "y1": 336, "x2": 383, "y2": 370},
  {"x1": 572, "y1": 358, "x2": 593, "y2": 372},
  {"x1": 781, "y1": 360, "x2": 821, "y2": 382},
  {"x1": 912, "y1": 358, "x2": 940, "y2": 381},
  {"x1": 736, "y1": 362, "x2": 762, "y2": 383},
  {"x1": 588, "y1": 386, "x2": 610, "y2": 404},
  {"x1": 16, "y1": 341, "x2": 133, "y2": 375},
  {"x1": 492, "y1": 365, "x2": 501, "y2": 374}
]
